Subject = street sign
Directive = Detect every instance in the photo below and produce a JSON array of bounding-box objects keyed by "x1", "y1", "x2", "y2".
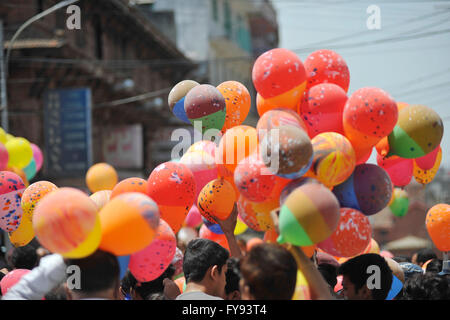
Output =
[{"x1": 43, "y1": 88, "x2": 92, "y2": 177}]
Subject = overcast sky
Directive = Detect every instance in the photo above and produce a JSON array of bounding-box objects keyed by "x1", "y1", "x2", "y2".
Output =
[{"x1": 272, "y1": 0, "x2": 450, "y2": 169}]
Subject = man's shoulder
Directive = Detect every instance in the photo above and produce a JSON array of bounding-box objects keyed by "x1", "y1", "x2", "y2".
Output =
[{"x1": 175, "y1": 291, "x2": 223, "y2": 300}]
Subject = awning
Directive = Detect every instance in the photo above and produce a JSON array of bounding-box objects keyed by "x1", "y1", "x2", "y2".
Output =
[{"x1": 384, "y1": 235, "x2": 432, "y2": 251}]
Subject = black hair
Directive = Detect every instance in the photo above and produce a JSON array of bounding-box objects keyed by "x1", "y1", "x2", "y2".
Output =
[
  {"x1": 318, "y1": 263, "x2": 338, "y2": 289},
  {"x1": 183, "y1": 238, "x2": 229, "y2": 283},
  {"x1": 392, "y1": 256, "x2": 410, "y2": 264},
  {"x1": 402, "y1": 273, "x2": 450, "y2": 300},
  {"x1": 239, "y1": 243, "x2": 297, "y2": 300},
  {"x1": 121, "y1": 265, "x2": 175, "y2": 300},
  {"x1": 10, "y1": 245, "x2": 38, "y2": 270},
  {"x1": 338, "y1": 253, "x2": 393, "y2": 300},
  {"x1": 425, "y1": 259, "x2": 443, "y2": 274},
  {"x1": 415, "y1": 248, "x2": 437, "y2": 265},
  {"x1": 225, "y1": 257, "x2": 241, "y2": 295},
  {"x1": 66, "y1": 250, "x2": 119, "y2": 294}
]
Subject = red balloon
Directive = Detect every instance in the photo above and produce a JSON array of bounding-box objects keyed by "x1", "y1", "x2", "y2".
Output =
[
  {"x1": 304, "y1": 49, "x2": 350, "y2": 92},
  {"x1": 234, "y1": 154, "x2": 276, "y2": 203},
  {"x1": 252, "y1": 48, "x2": 306, "y2": 99},
  {"x1": 376, "y1": 153, "x2": 413, "y2": 187},
  {"x1": 199, "y1": 223, "x2": 230, "y2": 251},
  {"x1": 111, "y1": 177, "x2": 148, "y2": 199},
  {"x1": 298, "y1": 83, "x2": 348, "y2": 138},
  {"x1": 414, "y1": 145, "x2": 440, "y2": 170}
]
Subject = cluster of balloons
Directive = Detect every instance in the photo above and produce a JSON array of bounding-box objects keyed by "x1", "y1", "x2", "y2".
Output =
[{"x1": 0, "y1": 128, "x2": 44, "y2": 184}]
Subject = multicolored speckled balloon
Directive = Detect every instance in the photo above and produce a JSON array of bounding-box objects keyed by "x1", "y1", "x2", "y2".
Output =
[
  {"x1": 0, "y1": 171, "x2": 26, "y2": 232},
  {"x1": 129, "y1": 219, "x2": 176, "y2": 282},
  {"x1": 425, "y1": 203, "x2": 450, "y2": 251},
  {"x1": 168, "y1": 80, "x2": 200, "y2": 124},
  {"x1": 332, "y1": 164, "x2": 393, "y2": 216},
  {"x1": 318, "y1": 208, "x2": 371, "y2": 258},
  {"x1": 217, "y1": 81, "x2": 251, "y2": 133},
  {"x1": 197, "y1": 178, "x2": 236, "y2": 223},
  {"x1": 21, "y1": 181, "x2": 58, "y2": 223}
]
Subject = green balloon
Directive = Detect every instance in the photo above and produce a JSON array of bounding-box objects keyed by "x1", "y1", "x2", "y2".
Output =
[
  {"x1": 23, "y1": 158, "x2": 37, "y2": 181},
  {"x1": 390, "y1": 196, "x2": 409, "y2": 217}
]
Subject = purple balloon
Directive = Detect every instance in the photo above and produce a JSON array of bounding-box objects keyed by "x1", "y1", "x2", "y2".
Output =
[{"x1": 31, "y1": 144, "x2": 43, "y2": 172}]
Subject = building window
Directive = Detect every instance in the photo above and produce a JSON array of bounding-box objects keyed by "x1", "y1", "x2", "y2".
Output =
[
  {"x1": 212, "y1": 0, "x2": 218, "y2": 21},
  {"x1": 223, "y1": 0, "x2": 231, "y2": 39},
  {"x1": 93, "y1": 15, "x2": 103, "y2": 59}
]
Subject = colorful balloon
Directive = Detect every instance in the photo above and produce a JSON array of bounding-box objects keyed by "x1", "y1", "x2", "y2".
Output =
[
  {"x1": 0, "y1": 171, "x2": 26, "y2": 232},
  {"x1": 99, "y1": 192, "x2": 160, "y2": 256},
  {"x1": 111, "y1": 177, "x2": 148, "y2": 199},
  {"x1": 308, "y1": 132, "x2": 356, "y2": 188},
  {"x1": 129, "y1": 219, "x2": 176, "y2": 282},
  {"x1": 33, "y1": 188, "x2": 101, "y2": 258},
  {"x1": 425, "y1": 204, "x2": 450, "y2": 251},
  {"x1": 234, "y1": 154, "x2": 275, "y2": 202},
  {"x1": 278, "y1": 183, "x2": 340, "y2": 246},
  {"x1": 414, "y1": 145, "x2": 440, "y2": 170},
  {"x1": 387, "y1": 105, "x2": 443, "y2": 158},
  {"x1": 85, "y1": 163, "x2": 118, "y2": 193},
  {"x1": 256, "y1": 93, "x2": 281, "y2": 117},
  {"x1": 21, "y1": 181, "x2": 58, "y2": 222},
  {"x1": 279, "y1": 177, "x2": 321, "y2": 206},
  {"x1": 199, "y1": 223, "x2": 230, "y2": 251},
  {"x1": 318, "y1": 208, "x2": 372, "y2": 257},
  {"x1": 0, "y1": 128, "x2": 7, "y2": 144},
  {"x1": 389, "y1": 188, "x2": 409, "y2": 217},
  {"x1": 168, "y1": 80, "x2": 200, "y2": 124},
  {"x1": 202, "y1": 216, "x2": 223, "y2": 235},
  {"x1": 89, "y1": 190, "x2": 112, "y2": 211},
  {"x1": 184, "y1": 204, "x2": 203, "y2": 228},
  {"x1": 292, "y1": 270, "x2": 311, "y2": 300},
  {"x1": 237, "y1": 195, "x2": 263, "y2": 232},
  {"x1": 376, "y1": 154, "x2": 413, "y2": 187},
  {"x1": 197, "y1": 178, "x2": 236, "y2": 223},
  {"x1": 0, "y1": 143, "x2": 8, "y2": 170},
  {"x1": 30, "y1": 143, "x2": 44, "y2": 172},
  {"x1": 332, "y1": 164, "x2": 393, "y2": 216},
  {"x1": 217, "y1": 125, "x2": 258, "y2": 174},
  {"x1": 23, "y1": 159, "x2": 37, "y2": 181},
  {"x1": 180, "y1": 150, "x2": 218, "y2": 200},
  {"x1": 304, "y1": 49, "x2": 350, "y2": 92},
  {"x1": 298, "y1": 83, "x2": 348, "y2": 137},
  {"x1": 186, "y1": 140, "x2": 217, "y2": 158},
  {"x1": 252, "y1": 48, "x2": 307, "y2": 111},
  {"x1": 217, "y1": 81, "x2": 251, "y2": 133},
  {"x1": 9, "y1": 215, "x2": 34, "y2": 247},
  {"x1": 413, "y1": 147, "x2": 442, "y2": 185},
  {"x1": 252, "y1": 198, "x2": 278, "y2": 231},
  {"x1": 184, "y1": 84, "x2": 226, "y2": 135},
  {"x1": 234, "y1": 215, "x2": 248, "y2": 235},
  {"x1": 256, "y1": 108, "x2": 308, "y2": 137},
  {"x1": 147, "y1": 161, "x2": 196, "y2": 233},
  {"x1": 0, "y1": 269, "x2": 31, "y2": 295},
  {"x1": 5, "y1": 137, "x2": 33, "y2": 169}
]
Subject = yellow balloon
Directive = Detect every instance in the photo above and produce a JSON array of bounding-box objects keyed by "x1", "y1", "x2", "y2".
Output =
[
  {"x1": 413, "y1": 148, "x2": 442, "y2": 185},
  {"x1": 6, "y1": 133, "x2": 14, "y2": 142},
  {"x1": 62, "y1": 215, "x2": 102, "y2": 259},
  {"x1": 9, "y1": 217, "x2": 35, "y2": 247},
  {"x1": 292, "y1": 270, "x2": 311, "y2": 300},
  {"x1": 234, "y1": 216, "x2": 248, "y2": 235},
  {"x1": 85, "y1": 163, "x2": 118, "y2": 193},
  {"x1": 0, "y1": 128, "x2": 7, "y2": 144},
  {"x1": 5, "y1": 137, "x2": 33, "y2": 169}
]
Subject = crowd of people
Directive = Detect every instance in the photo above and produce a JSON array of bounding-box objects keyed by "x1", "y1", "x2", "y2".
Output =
[{"x1": 0, "y1": 205, "x2": 448, "y2": 301}]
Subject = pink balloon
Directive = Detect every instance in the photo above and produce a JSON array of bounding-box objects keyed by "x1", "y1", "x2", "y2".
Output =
[
  {"x1": 129, "y1": 219, "x2": 176, "y2": 282},
  {"x1": 185, "y1": 204, "x2": 203, "y2": 228},
  {"x1": 31, "y1": 144, "x2": 43, "y2": 172},
  {"x1": 0, "y1": 143, "x2": 8, "y2": 170},
  {"x1": 376, "y1": 153, "x2": 413, "y2": 187},
  {"x1": 414, "y1": 145, "x2": 440, "y2": 170},
  {"x1": 380, "y1": 250, "x2": 394, "y2": 259}
]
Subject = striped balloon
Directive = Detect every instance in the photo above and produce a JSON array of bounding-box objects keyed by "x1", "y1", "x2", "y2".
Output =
[{"x1": 278, "y1": 183, "x2": 340, "y2": 246}]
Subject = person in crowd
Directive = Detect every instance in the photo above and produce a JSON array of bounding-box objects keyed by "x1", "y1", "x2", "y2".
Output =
[
  {"x1": 424, "y1": 259, "x2": 443, "y2": 274},
  {"x1": 399, "y1": 262, "x2": 424, "y2": 282},
  {"x1": 10, "y1": 245, "x2": 38, "y2": 270},
  {"x1": 401, "y1": 272, "x2": 450, "y2": 300},
  {"x1": 411, "y1": 248, "x2": 437, "y2": 267},
  {"x1": 338, "y1": 253, "x2": 393, "y2": 300},
  {"x1": 317, "y1": 263, "x2": 338, "y2": 296},
  {"x1": 225, "y1": 257, "x2": 241, "y2": 300}
]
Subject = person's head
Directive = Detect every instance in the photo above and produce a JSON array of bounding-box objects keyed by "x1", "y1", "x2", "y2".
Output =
[
  {"x1": 399, "y1": 262, "x2": 424, "y2": 282},
  {"x1": 10, "y1": 246, "x2": 38, "y2": 270},
  {"x1": 225, "y1": 257, "x2": 241, "y2": 300},
  {"x1": 45, "y1": 283, "x2": 68, "y2": 300},
  {"x1": 65, "y1": 250, "x2": 120, "y2": 300},
  {"x1": 239, "y1": 243, "x2": 297, "y2": 300},
  {"x1": 425, "y1": 259, "x2": 443, "y2": 274},
  {"x1": 393, "y1": 256, "x2": 410, "y2": 264},
  {"x1": 183, "y1": 238, "x2": 230, "y2": 298},
  {"x1": 120, "y1": 265, "x2": 176, "y2": 300},
  {"x1": 412, "y1": 248, "x2": 437, "y2": 266},
  {"x1": 402, "y1": 273, "x2": 450, "y2": 300},
  {"x1": 338, "y1": 253, "x2": 393, "y2": 300},
  {"x1": 318, "y1": 263, "x2": 338, "y2": 290}
]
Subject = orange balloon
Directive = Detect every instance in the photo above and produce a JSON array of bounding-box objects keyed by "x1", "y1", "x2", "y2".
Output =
[
  {"x1": 86, "y1": 163, "x2": 118, "y2": 193},
  {"x1": 217, "y1": 125, "x2": 258, "y2": 174},
  {"x1": 252, "y1": 198, "x2": 278, "y2": 231},
  {"x1": 198, "y1": 178, "x2": 236, "y2": 222},
  {"x1": 426, "y1": 203, "x2": 450, "y2": 251},
  {"x1": 217, "y1": 81, "x2": 251, "y2": 133},
  {"x1": 199, "y1": 224, "x2": 230, "y2": 251},
  {"x1": 301, "y1": 245, "x2": 316, "y2": 259},
  {"x1": 237, "y1": 195, "x2": 263, "y2": 231},
  {"x1": 89, "y1": 190, "x2": 112, "y2": 211},
  {"x1": 175, "y1": 276, "x2": 185, "y2": 293},
  {"x1": 111, "y1": 177, "x2": 148, "y2": 199},
  {"x1": 99, "y1": 192, "x2": 160, "y2": 256},
  {"x1": 264, "y1": 229, "x2": 279, "y2": 243}
]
